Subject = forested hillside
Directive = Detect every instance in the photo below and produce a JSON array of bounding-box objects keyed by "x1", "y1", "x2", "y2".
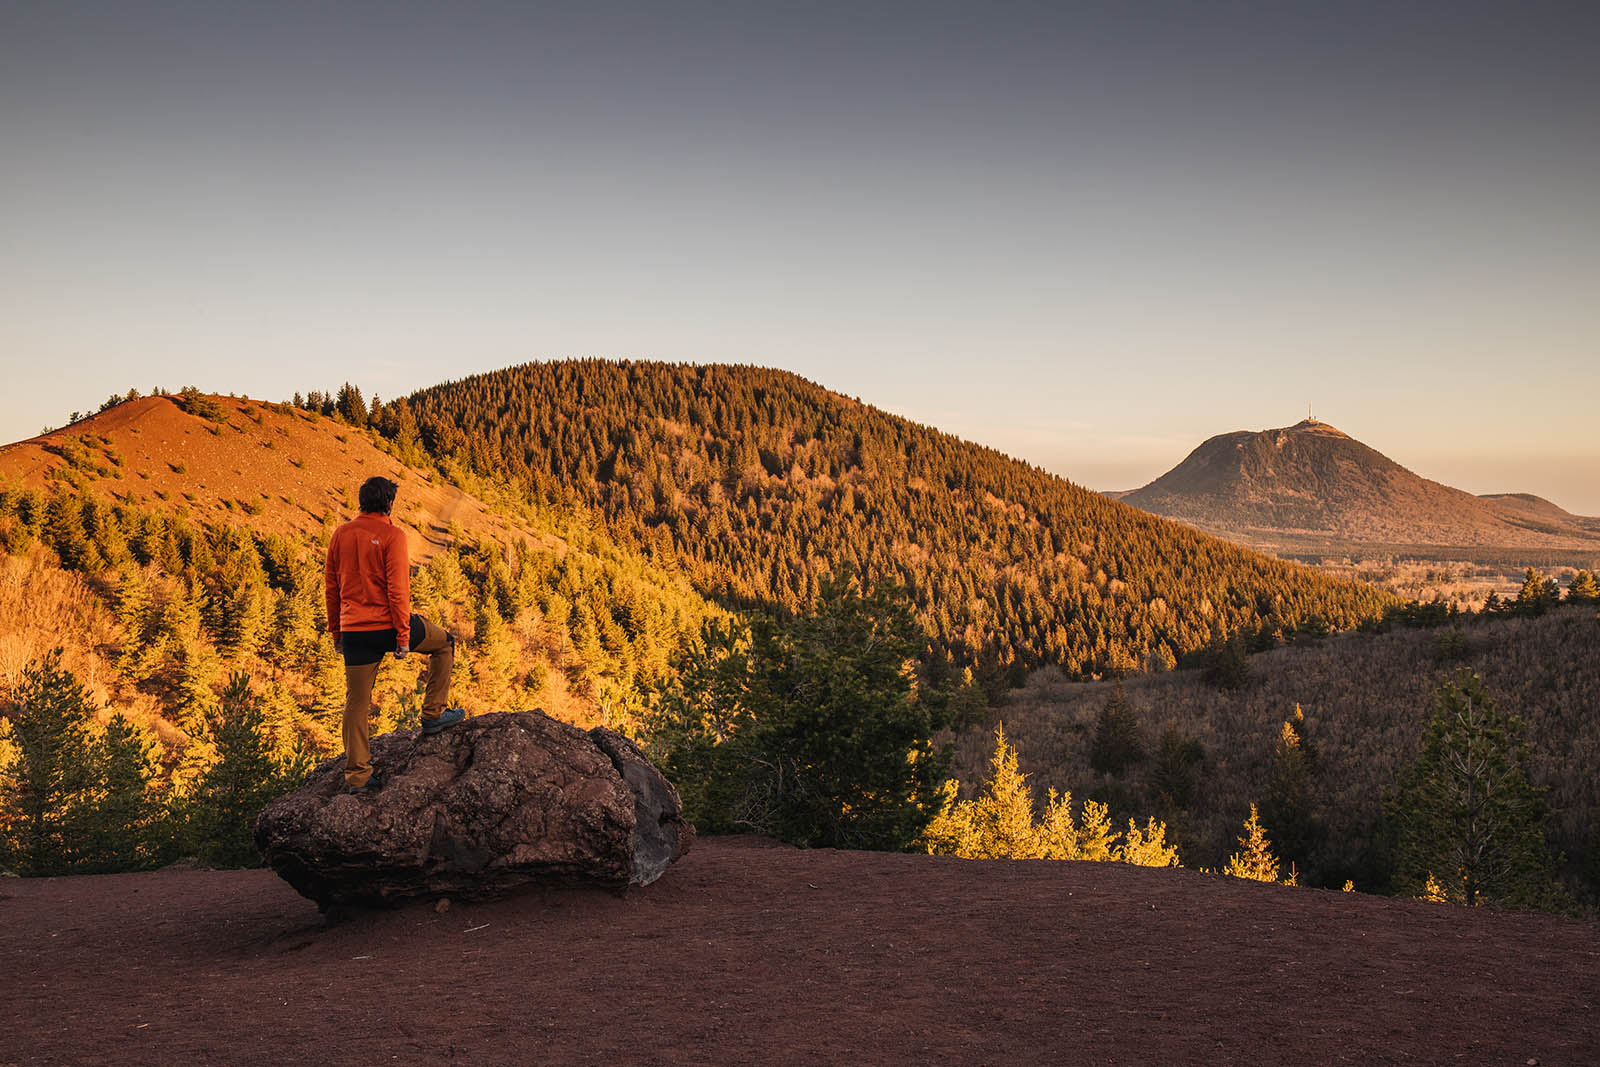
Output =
[
  {"x1": 0, "y1": 393, "x2": 719, "y2": 870},
  {"x1": 393, "y1": 361, "x2": 1393, "y2": 683}
]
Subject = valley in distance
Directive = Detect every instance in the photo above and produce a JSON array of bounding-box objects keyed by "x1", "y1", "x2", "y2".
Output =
[{"x1": 1, "y1": 364, "x2": 1597, "y2": 1065}]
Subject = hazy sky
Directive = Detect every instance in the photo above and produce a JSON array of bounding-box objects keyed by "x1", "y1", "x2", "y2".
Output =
[{"x1": 3, "y1": 1, "x2": 1597, "y2": 510}]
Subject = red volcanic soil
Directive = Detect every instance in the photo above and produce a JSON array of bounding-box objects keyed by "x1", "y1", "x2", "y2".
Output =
[
  {"x1": 0, "y1": 394, "x2": 527, "y2": 564},
  {"x1": 3, "y1": 839, "x2": 1596, "y2": 1066}
]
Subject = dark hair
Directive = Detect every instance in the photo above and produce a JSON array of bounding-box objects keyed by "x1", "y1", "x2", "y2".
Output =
[{"x1": 358, "y1": 476, "x2": 399, "y2": 515}]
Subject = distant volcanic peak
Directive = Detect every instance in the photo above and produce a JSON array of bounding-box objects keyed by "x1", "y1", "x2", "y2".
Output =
[
  {"x1": 1194, "y1": 420, "x2": 1351, "y2": 455},
  {"x1": 1123, "y1": 418, "x2": 1600, "y2": 550}
]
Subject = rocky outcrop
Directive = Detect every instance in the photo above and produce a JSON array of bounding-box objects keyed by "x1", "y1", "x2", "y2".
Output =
[{"x1": 254, "y1": 710, "x2": 693, "y2": 910}]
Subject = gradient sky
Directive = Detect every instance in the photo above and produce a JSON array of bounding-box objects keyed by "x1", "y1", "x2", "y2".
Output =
[{"x1": 3, "y1": 1, "x2": 1597, "y2": 510}]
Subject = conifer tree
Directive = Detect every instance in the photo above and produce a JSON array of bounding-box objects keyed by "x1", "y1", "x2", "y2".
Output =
[
  {"x1": 1202, "y1": 633, "x2": 1252, "y2": 690},
  {"x1": 184, "y1": 672, "x2": 298, "y2": 867},
  {"x1": 1386, "y1": 671, "x2": 1566, "y2": 910},
  {"x1": 43, "y1": 496, "x2": 94, "y2": 572},
  {"x1": 1115, "y1": 817, "x2": 1180, "y2": 867},
  {"x1": 1075, "y1": 799, "x2": 1116, "y2": 862},
  {"x1": 1566, "y1": 570, "x2": 1600, "y2": 604},
  {"x1": 1224, "y1": 803, "x2": 1290, "y2": 884},
  {"x1": 472, "y1": 595, "x2": 519, "y2": 708},
  {"x1": 218, "y1": 582, "x2": 267, "y2": 661},
  {"x1": 1089, "y1": 681, "x2": 1146, "y2": 776},
  {"x1": 1261, "y1": 709, "x2": 1321, "y2": 875},
  {"x1": 79, "y1": 713, "x2": 165, "y2": 871},
  {"x1": 1, "y1": 652, "x2": 97, "y2": 874},
  {"x1": 966, "y1": 724, "x2": 1040, "y2": 858},
  {"x1": 653, "y1": 576, "x2": 950, "y2": 850},
  {"x1": 1149, "y1": 728, "x2": 1204, "y2": 814},
  {"x1": 1035, "y1": 788, "x2": 1078, "y2": 860},
  {"x1": 270, "y1": 582, "x2": 320, "y2": 672},
  {"x1": 113, "y1": 565, "x2": 152, "y2": 638},
  {"x1": 923, "y1": 727, "x2": 1177, "y2": 866},
  {"x1": 309, "y1": 640, "x2": 346, "y2": 744},
  {"x1": 1514, "y1": 567, "x2": 1555, "y2": 616}
]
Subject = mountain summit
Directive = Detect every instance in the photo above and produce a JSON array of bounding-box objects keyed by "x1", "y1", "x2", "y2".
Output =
[{"x1": 1122, "y1": 419, "x2": 1599, "y2": 550}]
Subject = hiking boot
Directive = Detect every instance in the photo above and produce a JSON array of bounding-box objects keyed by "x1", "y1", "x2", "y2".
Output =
[
  {"x1": 421, "y1": 707, "x2": 466, "y2": 735},
  {"x1": 347, "y1": 771, "x2": 384, "y2": 795}
]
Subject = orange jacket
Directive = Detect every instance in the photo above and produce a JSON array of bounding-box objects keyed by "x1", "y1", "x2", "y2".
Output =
[{"x1": 324, "y1": 512, "x2": 411, "y2": 635}]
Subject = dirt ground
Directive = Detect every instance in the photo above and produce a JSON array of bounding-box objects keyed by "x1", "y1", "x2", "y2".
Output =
[{"x1": 3, "y1": 837, "x2": 1597, "y2": 1066}]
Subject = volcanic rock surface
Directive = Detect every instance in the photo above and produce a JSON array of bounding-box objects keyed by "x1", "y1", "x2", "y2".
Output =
[{"x1": 254, "y1": 710, "x2": 693, "y2": 909}]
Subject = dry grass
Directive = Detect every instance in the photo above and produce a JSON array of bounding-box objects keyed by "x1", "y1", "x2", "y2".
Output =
[
  {"x1": 0, "y1": 554, "x2": 165, "y2": 732},
  {"x1": 959, "y1": 606, "x2": 1600, "y2": 892}
]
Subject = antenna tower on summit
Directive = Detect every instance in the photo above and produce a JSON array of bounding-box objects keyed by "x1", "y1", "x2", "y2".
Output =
[{"x1": 1307, "y1": 403, "x2": 1317, "y2": 424}]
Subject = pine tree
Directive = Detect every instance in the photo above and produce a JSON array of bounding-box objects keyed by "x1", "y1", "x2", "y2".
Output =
[
  {"x1": 1149, "y1": 728, "x2": 1204, "y2": 814},
  {"x1": 1261, "y1": 709, "x2": 1321, "y2": 875},
  {"x1": 1035, "y1": 788, "x2": 1078, "y2": 860},
  {"x1": 184, "y1": 672, "x2": 293, "y2": 867},
  {"x1": 1514, "y1": 567, "x2": 1554, "y2": 616},
  {"x1": 1566, "y1": 570, "x2": 1600, "y2": 604},
  {"x1": 1224, "y1": 803, "x2": 1290, "y2": 884},
  {"x1": 1076, "y1": 799, "x2": 1116, "y2": 862},
  {"x1": 1, "y1": 652, "x2": 97, "y2": 874},
  {"x1": 472, "y1": 594, "x2": 519, "y2": 708},
  {"x1": 966, "y1": 724, "x2": 1041, "y2": 858},
  {"x1": 218, "y1": 582, "x2": 267, "y2": 661},
  {"x1": 928, "y1": 726, "x2": 1036, "y2": 857},
  {"x1": 1115, "y1": 817, "x2": 1180, "y2": 867},
  {"x1": 309, "y1": 640, "x2": 346, "y2": 746},
  {"x1": 269, "y1": 581, "x2": 320, "y2": 672},
  {"x1": 653, "y1": 576, "x2": 950, "y2": 850},
  {"x1": 1089, "y1": 680, "x2": 1146, "y2": 776},
  {"x1": 750, "y1": 575, "x2": 950, "y2": 850},
  {"x1": 922, "y1": 726, "x2": 1177, "y2": 866},
  {"x1": 1387, "y1": 671, "x2": 1567, "y2": 910},
  {"x1": 79, "y1": 713, "x2": 165, "y2": 872},
  {"x1": 334, "y1": 382, "x2": 368, "y2": 425},
  {"x1": 43, "y1": 496, "x2": 94, "y2": 572},
  {"x1": 1202, "y1": 633, "x2": 1252, "y2": 690}
]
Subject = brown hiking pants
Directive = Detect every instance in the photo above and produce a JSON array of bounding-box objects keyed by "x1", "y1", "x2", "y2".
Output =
[{"x1": 342, "y1": 616, "x2": 455, "y2": 788}]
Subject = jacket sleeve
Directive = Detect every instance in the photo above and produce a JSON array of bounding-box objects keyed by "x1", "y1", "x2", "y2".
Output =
[
  {"x1": 324, "y1": 531, "x2": 342, "y2": 634},
  {"x1": 386, "y1": 528, "x2": 412, "y2": 638}
]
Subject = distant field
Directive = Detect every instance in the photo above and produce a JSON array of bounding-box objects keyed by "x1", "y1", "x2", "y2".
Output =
[{"x1": 1280, "y1": 549, "x2": 1600, "y2": 605}]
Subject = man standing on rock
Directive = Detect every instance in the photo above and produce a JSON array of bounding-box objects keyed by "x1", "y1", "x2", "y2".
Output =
[{"x1": 326, "y1": 476, "x2": 465, "y2": 793}]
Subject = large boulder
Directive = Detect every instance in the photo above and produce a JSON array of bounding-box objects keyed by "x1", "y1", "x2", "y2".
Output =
[{"x1": 254, "y1": 710, "x2": 694, "y2": 910}]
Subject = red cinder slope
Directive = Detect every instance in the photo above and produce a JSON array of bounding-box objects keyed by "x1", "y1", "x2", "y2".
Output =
[{"x1": 0, "y1": 394, "x2": 518, "y2": 563}]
